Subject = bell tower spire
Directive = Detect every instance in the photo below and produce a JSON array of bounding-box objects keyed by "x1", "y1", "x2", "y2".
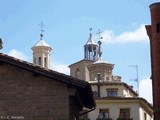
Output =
[
  {"x1": 32, "y1": 22, "x2": 52, "y2": 69},
  {"x1": 84, "y1": 28, "x2": 98, "y2": 61}
]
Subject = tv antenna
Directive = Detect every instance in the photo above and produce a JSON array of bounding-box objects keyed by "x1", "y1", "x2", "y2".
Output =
[{"x1": 129, "y1": 65, "x2": 139, "y2": 95}]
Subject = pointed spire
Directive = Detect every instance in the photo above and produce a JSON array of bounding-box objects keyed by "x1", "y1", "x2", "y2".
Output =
[{"x1": 85, "y1": 28, "x2": 96, "y2": 45}]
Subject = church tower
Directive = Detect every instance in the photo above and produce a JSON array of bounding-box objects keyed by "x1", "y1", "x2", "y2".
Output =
[
  {"x1": 145, "y1": 2, "x2": 160, "y2": 120},
  {"x1": 84, "y1": 29, "x2": 99, "y2": 61},
  {"x1": 69, "y1": 29, "x2": 121, "y2": 82},
  {"x1": 32, "y1": 23, "x2": 52, "y2": 69}
]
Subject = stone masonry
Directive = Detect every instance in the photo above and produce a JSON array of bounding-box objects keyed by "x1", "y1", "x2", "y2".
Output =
[{"x1": 0, "y1": 63, "x2": 76, "y2": 120}]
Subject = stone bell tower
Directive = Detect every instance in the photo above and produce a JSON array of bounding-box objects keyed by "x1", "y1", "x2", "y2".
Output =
[{"x1": 32, "y1": 22, "x2": 52, "y2": 69}]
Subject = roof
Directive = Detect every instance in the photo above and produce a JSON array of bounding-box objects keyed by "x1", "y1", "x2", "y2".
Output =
[
  {"x1": 0, "y1": 53, "x2": 95, "y2": 109},
  {"x1": 33, "y1": 39, "x2": 51, "y2": 48},
  {"x1": 95, "y1": 96, "x2": 153, "y2": 110},
  {"x1": 150, "y1": 2, "x2": 160, "y2": 9},
  {"x1": 69, "y1": 59, "x2": 95, "y2": 67},
  {"x1": 85, "y1": 33, "x2": 98, "y2": 46},
  {"x1": 90, "y1": 81, "x2": 138, "y2": 96},
  {"x1": 93, "y1": 58, "x2": 112, "y2": 65}
]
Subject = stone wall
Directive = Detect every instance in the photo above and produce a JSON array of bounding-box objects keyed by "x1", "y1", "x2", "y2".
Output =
[{"x1": 0, "y1": 63, "x2": 77, "y2": 120}]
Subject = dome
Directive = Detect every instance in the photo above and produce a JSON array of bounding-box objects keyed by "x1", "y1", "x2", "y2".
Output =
[{"x1": 93, "y1": 58, "x2": 109, "y2": 64}]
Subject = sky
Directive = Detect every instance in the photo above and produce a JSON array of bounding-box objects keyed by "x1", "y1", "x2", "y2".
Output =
[{"x1": 0, "y1": 0, "x2": 158, "y2": 103}]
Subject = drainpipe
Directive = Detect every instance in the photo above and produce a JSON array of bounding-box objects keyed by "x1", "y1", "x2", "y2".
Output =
[{"x1": 97, "y1": 73, "x2": 101, "y2": 97}]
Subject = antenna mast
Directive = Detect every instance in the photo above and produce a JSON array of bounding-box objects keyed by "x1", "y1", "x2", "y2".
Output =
[{"x1": 129, "y1": 65, "x2": 139, "y2": 95}]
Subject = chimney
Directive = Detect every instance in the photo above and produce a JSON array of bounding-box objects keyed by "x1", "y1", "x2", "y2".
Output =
[{"x1": 145, "y1": 2, "x2": 160, "y2": 120}]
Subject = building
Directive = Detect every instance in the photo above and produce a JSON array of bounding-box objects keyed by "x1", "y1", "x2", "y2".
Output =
[
  {"x1": 0, "y1": 33, "x2": 95, "y2": 120},
  {"x1": 145, "y1": 2, "x2": 160, "y2": 120},
  {"x1": 69, "y1": 31, "x2": 152, "y2": 120}
]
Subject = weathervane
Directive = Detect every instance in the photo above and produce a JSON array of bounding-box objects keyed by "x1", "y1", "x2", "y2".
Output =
[
  {"x1": 97, "y1": 29, "x2": 103, "y2": 59},
  {"x1": 39, "y1": 21, "x2": 45, "y2": 39},
  {"x1": 89, "y1": 28, "x2": 92, "y2": 32},
  {"x1": 97, "y1": 29, "x2": 103, "y2": 41}
]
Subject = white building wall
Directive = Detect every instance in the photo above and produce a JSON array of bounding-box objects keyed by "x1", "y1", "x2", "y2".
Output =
[
  {"x1": 89, "y1": 102, "x2": 140, "y2": 120},
  {"x1": 91, "y1": 84, "x2": 136, "y2": 98}
]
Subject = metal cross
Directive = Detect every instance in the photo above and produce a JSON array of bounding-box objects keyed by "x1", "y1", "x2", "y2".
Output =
[
  {"x1": 39, "y1": 21, "x2": 45, "y2": 34},
  {"x1": 97, "y1": 29, "x2": 103, "y2": 41}
]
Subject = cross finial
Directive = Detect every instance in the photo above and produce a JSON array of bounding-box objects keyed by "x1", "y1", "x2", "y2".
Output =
[
  {"x1": 39, "y1": 21, "x2": 45, "y2": 39},
  {"x1": 97, "y1": 29, "x2": 103, "y2": 41}
]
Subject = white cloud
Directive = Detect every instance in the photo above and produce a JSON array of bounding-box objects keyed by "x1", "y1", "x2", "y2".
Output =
[
  {"x1": 101, "y1": 24, "x2": 148, "y2": 44},
  {"x1": 51, "y1": 61, "x2": 70, "y2": 75},
  {"x1": 139, "y1": 78, "x2": 153, "y2": 103},
  {"x1": 8, "y1": 49, "x2": 28, "y2": 61}
]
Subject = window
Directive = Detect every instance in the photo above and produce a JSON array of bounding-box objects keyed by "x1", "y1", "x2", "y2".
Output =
[
  {"x1": 98, "y1": 109, "x2": 109, "y2": 119},
  {"x1": 107, "y1": 89, "x2": 118, "y2": 97},
  {"x1": 157, "y1": 23, "x2": 160, "y2": 33},
  {"x1": 44, "y1": 57, "x2": 47, "y2": 67},
  {"x1": 34, "y1": 58, "x2": 36, "y2": 64},
  {"x1": 38, "y1": 57, "x2": 41, "y2": 65},
  {"x1": 119, "y1": 109, "x2": 130, "y2": 119},
  {"x1": 144, "y1": 112, "x2": 147, "y2": 120}
]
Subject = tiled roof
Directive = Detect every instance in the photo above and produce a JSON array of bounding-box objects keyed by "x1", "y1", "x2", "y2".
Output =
[{"x1": 0, "y1": 53, "x2": 95, "y2": 109}]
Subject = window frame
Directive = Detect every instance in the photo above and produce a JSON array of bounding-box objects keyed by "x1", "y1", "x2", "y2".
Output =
[
  {"x1": 106, "y1": 88, "x2": 118, "y2": 97},
  {"x1": 119, "y1": 108, "x2": 130, "y2": 119},
  {"x1": 98, "y1": 109, "x2": 110, "y2": 119},
  {"x1": 38, "y1": 57, "x2": 41, "y2": 65}
]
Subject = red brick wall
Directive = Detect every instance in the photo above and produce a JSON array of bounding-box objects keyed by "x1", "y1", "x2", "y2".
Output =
[
  {"x1": 0, "y1": 63, "x2": 77, "y2": 120},
  {"x1": 147, "y1": 3, "x2": 160, "y2": 120}
]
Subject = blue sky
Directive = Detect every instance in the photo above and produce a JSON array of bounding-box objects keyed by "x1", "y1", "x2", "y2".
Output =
[{"x1": 0, "y1": 0, "x2": 158, "y2": 103}]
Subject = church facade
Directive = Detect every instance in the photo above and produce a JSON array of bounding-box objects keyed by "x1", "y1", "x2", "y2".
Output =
[{"x1": 69, "y1": 31, "x2": 152, "y2": 120}]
